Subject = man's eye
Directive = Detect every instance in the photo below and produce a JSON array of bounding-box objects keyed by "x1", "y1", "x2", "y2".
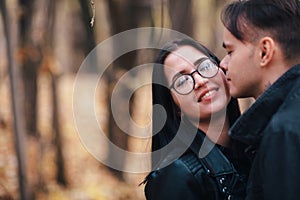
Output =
[{"x1": 227, "y1": 51, "x2": 233, "y2": 55}]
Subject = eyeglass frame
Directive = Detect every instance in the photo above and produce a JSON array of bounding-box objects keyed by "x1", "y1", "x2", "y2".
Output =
[{"x1": 169, "y1": 57, "x2": 220, "y2": 95}]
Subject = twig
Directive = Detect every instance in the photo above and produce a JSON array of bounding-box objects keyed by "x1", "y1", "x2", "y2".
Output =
[{"x1": 90, "y1": 0, "x2": 95, "y2": 27}]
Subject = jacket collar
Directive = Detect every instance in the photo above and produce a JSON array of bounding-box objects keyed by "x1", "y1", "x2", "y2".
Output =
[
  {"x1": 182, "y1": 118, "x2": 238, "y2": 176},
  {"x1": 230, "y1": 64, "x2": 300, "y2": 146}
]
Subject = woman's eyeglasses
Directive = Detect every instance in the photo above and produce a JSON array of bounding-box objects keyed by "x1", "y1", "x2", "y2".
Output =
[{"x1": 169, "y1": 57, "x2": 219, "y2": 95}]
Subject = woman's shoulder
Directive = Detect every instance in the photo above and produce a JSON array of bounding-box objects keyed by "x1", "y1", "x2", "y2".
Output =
[
  {"x1": 144, "y1": 153, "x2": 206, "y2": 200},
  {"x1": 149, "y1": 152, "x2": 204, "y2": 180}
]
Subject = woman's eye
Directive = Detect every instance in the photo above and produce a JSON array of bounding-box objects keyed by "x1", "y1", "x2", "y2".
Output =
[
  {"x1": 199, "y1": 62, "x2": 213, "y2": 72},
  {"x1": 175, "y1": 76, "x2": 189, "y2": 87}
]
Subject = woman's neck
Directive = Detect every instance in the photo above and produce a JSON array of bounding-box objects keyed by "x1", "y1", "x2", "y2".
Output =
[{"x1": 190, "y1": 114, "x2": 231, "y2": 147}]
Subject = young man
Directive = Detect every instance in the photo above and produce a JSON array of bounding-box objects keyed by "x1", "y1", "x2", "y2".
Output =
[{"x1": 219, "y1": 0, "x2": 300, "y2": 199}]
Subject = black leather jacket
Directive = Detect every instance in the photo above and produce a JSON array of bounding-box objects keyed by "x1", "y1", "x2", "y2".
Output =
[
  {"x1": 229, "y1": 64, "x2": 300, "y2": 200},
  {"x1": 144, "y1": 128, "x2": 249, "y2": 200}
]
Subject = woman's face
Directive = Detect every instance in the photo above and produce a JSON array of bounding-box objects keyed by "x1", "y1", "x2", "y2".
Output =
[{"x1": 164, "y1": 45, "x2": 230, "y2": 121}]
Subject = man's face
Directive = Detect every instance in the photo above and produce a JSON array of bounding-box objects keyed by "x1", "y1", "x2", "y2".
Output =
[{"x1": 220, "y1": 28, "x2": 263, "y2": 99}]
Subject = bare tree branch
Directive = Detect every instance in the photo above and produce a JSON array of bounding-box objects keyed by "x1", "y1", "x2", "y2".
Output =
[{"x1": 90, "y1": 0, "x2": 95, "y2": 27}]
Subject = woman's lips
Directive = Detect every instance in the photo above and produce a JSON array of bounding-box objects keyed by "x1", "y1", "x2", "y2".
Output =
[{"x1": 197, "y1": 88, "x2": 218, "y2": 102}]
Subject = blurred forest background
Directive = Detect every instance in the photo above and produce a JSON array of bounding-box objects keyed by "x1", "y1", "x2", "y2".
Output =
[{"x1": 0, "y1": 0, "x2": 253, "y2": 199}]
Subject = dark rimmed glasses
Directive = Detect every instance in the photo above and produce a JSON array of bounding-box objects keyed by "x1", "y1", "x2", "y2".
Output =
[{"x1": 169, "y1": 57, "x2": 219, "y2": 95}]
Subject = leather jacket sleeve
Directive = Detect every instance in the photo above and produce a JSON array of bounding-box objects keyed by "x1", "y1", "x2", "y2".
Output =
[{"x1": 144, "y1": 159, "x2": 207, "y2": 200}]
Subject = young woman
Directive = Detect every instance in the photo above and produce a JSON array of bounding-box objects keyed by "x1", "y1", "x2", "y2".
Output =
[{"x1": 143, "y1": 38, "x2": 249, "y2": 200}]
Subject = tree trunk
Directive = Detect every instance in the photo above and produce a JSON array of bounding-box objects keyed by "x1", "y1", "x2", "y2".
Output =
[
  {"x1": 105, "y1": 0, "x2": 153, "y2": 180},
  {"x1": 18, "y1": 0, "x2": 41, "y2": 138},
  {"x1": 168, "y1": 0, "x2": 194, "y2": 37},
  {"x1": 0, "y1": 1, "x2": 30, "y2": 199},
  {"x1": 42, "y1": 0, "x2": 68, "y2": 186},
  {"x1": 50, "y1": 73, "x2": 68, "y2": 186}
]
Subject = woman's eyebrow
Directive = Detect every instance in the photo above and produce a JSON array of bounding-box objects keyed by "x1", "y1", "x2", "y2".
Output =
[
  {"x1": 170, "y1": 57, "x2": 206, "y2": 82},
  {"x1": 170, "y1": 65, "x2": 191, "y2": 82},
  {"x1": 171, "y1": 72, "x2": 181, "y2": 82},
  {"x1": 193, "y1": 57, "x2": 206, "y2": 66},
  {"x1": 171, "y1": 70, "x2": 186, "y2": 82}
]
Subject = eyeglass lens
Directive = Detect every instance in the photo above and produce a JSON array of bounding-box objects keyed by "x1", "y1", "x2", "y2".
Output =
[{"x1": 172, "y1": 58, "x2": 218, "y2": 95}]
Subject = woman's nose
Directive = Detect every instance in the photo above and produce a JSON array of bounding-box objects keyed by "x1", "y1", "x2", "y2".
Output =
[
  {"x1": 220, "y1": 56, "x2": 229, "y2": 73},
  {"x1": 193, "y1": 73, "x2": 208, "y2": 89}
]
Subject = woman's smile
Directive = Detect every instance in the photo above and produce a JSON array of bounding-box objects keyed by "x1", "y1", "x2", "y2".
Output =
[{"x1": 197, "y1": 87, "x2": 219, "y2": 103}]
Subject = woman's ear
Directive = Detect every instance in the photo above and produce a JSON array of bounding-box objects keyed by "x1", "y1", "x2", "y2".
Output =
[{"x1": 259, "y1": 37, "x2": 275, "y2": 66}]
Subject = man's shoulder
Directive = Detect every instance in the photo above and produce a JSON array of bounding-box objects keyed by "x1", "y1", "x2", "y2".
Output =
[{"x1": 265, "y1": 97, "x2": 300, "y2": 136}]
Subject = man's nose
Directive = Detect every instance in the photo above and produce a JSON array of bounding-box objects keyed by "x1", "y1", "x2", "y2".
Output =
[{"x1": 220, "y1": 55, "x2": 229, "y2": 73}]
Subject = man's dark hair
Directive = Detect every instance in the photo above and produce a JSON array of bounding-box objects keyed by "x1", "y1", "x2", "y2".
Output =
[{"x1": 221, "y1": 0, "x2": 300, "y2": 61}]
